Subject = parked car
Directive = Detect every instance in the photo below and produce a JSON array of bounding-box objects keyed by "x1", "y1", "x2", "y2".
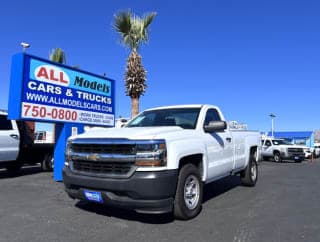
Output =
[{"x1": 301, "y1": 146, "x2": 312, "y2": 159}]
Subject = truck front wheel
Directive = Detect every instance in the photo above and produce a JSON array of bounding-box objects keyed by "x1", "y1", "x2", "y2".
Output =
[
  {"x1": 241, "y1": 151, "x2": 258, "y2": 186},
  {"x1": 273, "y1": 152, "x2": 282, "y2": 163},
  {"x1": 174, "y1": 164, "x2": 203, "y2": 220}
]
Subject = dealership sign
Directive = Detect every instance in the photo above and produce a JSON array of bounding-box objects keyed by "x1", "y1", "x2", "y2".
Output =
[{"x1": 8, "y1": 53, "x2": 115, "y2": 126}]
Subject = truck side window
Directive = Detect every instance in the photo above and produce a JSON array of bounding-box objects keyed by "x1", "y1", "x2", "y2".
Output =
[
  {"x1": 265, "y1": 140, "x2": 271, "y2": 146},
  {"x1": 204, "y1": 109, "x2": 221, "y2": 126},
  {"x1": 0, "y1": 115, "x2": 13, "y2": 130}
]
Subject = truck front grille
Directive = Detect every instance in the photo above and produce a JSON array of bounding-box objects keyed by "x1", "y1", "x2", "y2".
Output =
[
  {"x1": 288, "y1": 147, "x2": 304, "y2": 156},
  {"x1": 288, "y1": 147, "x2": 304, "y2": 154},
  {"x1": 68, "y1": 139, "x2": 138, "y2": 178},
  {"x1": 71, "y1": 160, "x2": 134, "y2": 177},
  {"x1": 71, "y1": 143, "x2": 135, "y2": 155}
]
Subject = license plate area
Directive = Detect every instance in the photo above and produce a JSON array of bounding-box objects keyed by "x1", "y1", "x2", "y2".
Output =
[{"x1": 84, "y1": 190, "x2": 103, "y2": 203}]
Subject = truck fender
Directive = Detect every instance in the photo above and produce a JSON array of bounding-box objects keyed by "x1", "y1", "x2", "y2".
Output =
[
  {"x1": 243, "y1": 135, "x2": 260, "y2": 168},
  {"x1": 273, "y1": 150, "x2": 280, "y2": 155},
  {"x1": 243, "y1": 146, "x2": 258, "y2": 169},
  {"x1": 167, "y1": 139, "x2": 208, "y2": 181}
]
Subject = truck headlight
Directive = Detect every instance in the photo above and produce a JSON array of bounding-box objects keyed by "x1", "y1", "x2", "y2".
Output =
[
  {"x1": 65, "y1": 140, "x2": 72, "y2": 167},
  {"x1": 135, "y1": 140, "x2": 167, "y2": 167}
]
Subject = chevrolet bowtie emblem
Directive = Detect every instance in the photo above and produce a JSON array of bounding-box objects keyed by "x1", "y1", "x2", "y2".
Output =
[{"x1": 87, "y1": 154, "x2": 100, "y2": 161}]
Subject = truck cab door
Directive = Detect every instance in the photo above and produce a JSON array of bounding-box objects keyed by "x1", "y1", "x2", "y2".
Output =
[
  {"x1": 202, "y1": 109, "x2": 233, "y2": 180},
  {"x1": 262, "y1": 140, "x2": 272, "y2": 155},
  {"x1": 0, "y1": 114, "x2": 20, "y2": 162},
  {"x1": 262, "y1": 140, "x2": 272, "y2": 156}
]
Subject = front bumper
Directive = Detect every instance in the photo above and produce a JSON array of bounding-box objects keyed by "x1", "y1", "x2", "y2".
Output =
[
  {"x1": 62, "y1": 167, "x2": 178, "y2": 214},
  {"x1": 281, "y1": 152, "x2": 304, "y2": 161}
]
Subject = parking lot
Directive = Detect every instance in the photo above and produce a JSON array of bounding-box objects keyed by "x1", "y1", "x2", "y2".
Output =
[{"x1": 1, "y1": 159, "x2": 320, "y2": 242}]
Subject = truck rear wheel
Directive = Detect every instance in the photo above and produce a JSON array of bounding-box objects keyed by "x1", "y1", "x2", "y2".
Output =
[
  {"x1": 41, "y1": 154, "x2": 53, "y2": 172},
  {"x1": 241, "y1": 151, "x2": 258, "y2": 186},
  {"x1": 174, "y1": 164, "x2": 203, "y2": 220}
]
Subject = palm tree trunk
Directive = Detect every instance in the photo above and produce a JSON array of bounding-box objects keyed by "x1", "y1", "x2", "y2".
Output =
[{"x1": 131, "y1": 97, "x2": 139, "y2": 118}]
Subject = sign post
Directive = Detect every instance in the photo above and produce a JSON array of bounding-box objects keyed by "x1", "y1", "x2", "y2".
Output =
[
  {"x1": 8, "y1": 53, "x2": 115, "y2": 181},
  {"x1": 54, "y1": 123, "x2": 84, "y2": 180}
]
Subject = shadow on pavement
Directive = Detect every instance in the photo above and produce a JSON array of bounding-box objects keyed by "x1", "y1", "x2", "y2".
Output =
[
  {"x1": 203, "y1": 175, "x2": 241, "y2": 203},
  {"x1": 0, "y1": 165, "x2": 42, "y2": 179},
  {"x1": 261, "y1": 159, "x2": 306, "y2": 164},
  {"x1": 75, "y1": 201, "x2": 174, "y2": 224}
]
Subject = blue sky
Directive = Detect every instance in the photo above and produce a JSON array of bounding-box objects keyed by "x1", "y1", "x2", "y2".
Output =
[{"x1": 1, "y1": 0, "x2": 319, "y2": 132}]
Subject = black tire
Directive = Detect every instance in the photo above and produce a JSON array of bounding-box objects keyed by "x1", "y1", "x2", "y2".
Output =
[
  {"x1": 241, "y1": 151, "x2": 258, "y2": 187},
  {"x1": 273, "y1": 152, "x2": 282, "y2": 163},
  {"x1": 41, "y1": 154, "x2": 53, "y2": 171},
  {"x1": 253, "y1": 150, "x2": 258, "y2": 163},
  {"x1": 5, "y1": 162, "x2": 22, "y2": 172},
  {"x1": 173, "y1": 164, "x2": 203, "y2": 220}
]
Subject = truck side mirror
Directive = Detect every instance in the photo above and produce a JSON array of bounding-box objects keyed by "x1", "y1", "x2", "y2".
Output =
[{"x1": 204, "y1": 121, "x2": 227, "y2": 133}]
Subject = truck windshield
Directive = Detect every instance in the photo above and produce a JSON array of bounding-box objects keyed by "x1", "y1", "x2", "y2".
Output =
[
  {"x1": 126, "y1": 108, "x2": 201, "y2": 129},
  {"x1": 272, "y1": 139, "x2": 292, "y2": 145}
]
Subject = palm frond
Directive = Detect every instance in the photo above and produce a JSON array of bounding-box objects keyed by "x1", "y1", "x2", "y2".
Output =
[
  {"x1": 113, "y1": 10, "x2": 156, "y2": 51},
  {"x1": 49, "y1": 48, "x2": 66, "y2": 64},
  {"x1": 143, "y1": 12, "x2": 157, "y2": 29},
  {"x1": 114, "y1": 11, "x2": 131, "y2": 35}
]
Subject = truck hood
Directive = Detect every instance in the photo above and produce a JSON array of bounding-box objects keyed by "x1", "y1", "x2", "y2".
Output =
[
  {"x1": 71, "y1": 126, "x2": 185, "y2": 140},
  {"x1": 275, "y1": 145, "x2": 294, "y2": 149}
]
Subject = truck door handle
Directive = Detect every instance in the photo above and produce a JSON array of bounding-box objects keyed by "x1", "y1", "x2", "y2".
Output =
[
  {"x1": 10, "y1": 134, "x2": 19, "y2": 140},
  {"x1": 226, "y1": 137, "x2": 232, "y2": 142}
]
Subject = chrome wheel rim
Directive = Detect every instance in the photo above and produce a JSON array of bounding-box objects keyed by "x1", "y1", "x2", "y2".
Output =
[
  {"x1": 251, "y1": 161, "x2": 257, "y2": 181},
  {"x1": 184, "y1": 175, "x2": 200, "y2": 210},
  {"x1": 50, "y1": 157, "x2": 54, "y2": 169}
]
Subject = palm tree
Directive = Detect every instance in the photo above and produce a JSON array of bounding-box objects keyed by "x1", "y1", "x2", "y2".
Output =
[
  {"x1": 49, "y1": 48, "x2": 66, "y2": 64},
  {"x1": 114, "y1": 10, "x2": 156, "y2": 117}
]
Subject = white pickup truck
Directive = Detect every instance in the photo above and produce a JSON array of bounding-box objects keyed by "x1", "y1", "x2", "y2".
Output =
[
  {"x1": 63, "y1": 105, "x2": 261, "y2": 220},
  {"x1": 261, "y1": 137, "x2": 305, "y2": 162},
  {"x1": 0, "y1": 111, "x2": 54, "y2": 171}
]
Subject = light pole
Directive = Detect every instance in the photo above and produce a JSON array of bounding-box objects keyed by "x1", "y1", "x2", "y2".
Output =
[
  {"x1": 269, "y1": 113, "x2": 276, "y2": 137},
  {"x1": 20, "y1": 42, "x2": 30, "y2": 52}
]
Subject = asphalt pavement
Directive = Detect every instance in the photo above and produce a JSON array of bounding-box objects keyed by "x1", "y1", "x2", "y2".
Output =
[{"x1": 0, "y1": 159, "x2": 320, "y2": 242}]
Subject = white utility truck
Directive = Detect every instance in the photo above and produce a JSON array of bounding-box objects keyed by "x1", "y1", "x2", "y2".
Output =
[{"x1": 63, "y1": 105, "x2": 261, "y2": 220}]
